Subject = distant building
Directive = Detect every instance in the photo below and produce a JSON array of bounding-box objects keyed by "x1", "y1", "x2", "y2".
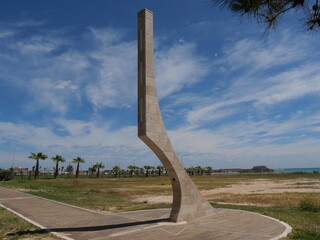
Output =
[
  {"x1": 252, "y1": 166, "x2": 274, "y2": 172},
  {"x1": 78, "y1": 170, "x2": 89, "y2": 175},
  {"x1": 12, "y1": 167, "x2": 28, "y2": 175},
  {"x1": 40, "y1": 170, "x2": 55, "y2": 175}
]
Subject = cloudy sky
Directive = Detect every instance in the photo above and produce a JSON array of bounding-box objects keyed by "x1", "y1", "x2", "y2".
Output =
[{"x1": 0, "y1": 0, "x2": 319, "y2": 170}]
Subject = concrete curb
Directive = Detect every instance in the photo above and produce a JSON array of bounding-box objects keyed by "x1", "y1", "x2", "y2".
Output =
[{"x1": 234, "y1": 209, "x2": 292, "y2": 240}]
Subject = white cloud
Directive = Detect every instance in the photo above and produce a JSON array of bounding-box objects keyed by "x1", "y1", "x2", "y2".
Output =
[
  {"x1": 186, "y1": 102, "x2": 239, "y2": 127},
  {"x1": 0, "y1": 30, "x2": 15, "y2": 39},
  {"x1": 2, "y1": 111, "x2": 319, "y2": 169},
  {"x1": 13, "y1": 34, "x2": 66, "y2": 54},
  {"x1": 169, "y1": 127, "x2": 236, "y2": 154},
  {"x1": 1, "y1": 19, "x2": 319, "y2": 170},
  {"x1": 25, "y1": 78, "x2": 80, "y2": 114},
  {"x1": 12, "y1": 20, "x2": 46, "y2": 28},
  {"x1": 0, "y1": 28, "x2": 89, "y2": 114},
  {"x1": 215, "y1": 30, "x2": 309, "y2": 72},
  {"x1": 155, "y1": 43, "x2": 209, "y2": 98},
  {"x1": 0, "y1": 119, "x2": 145, "y2": 156},
  {"x1": 252, "y1": 64, "x2": 320, "y2": 105},
  {"x1": 181, "y1": 30, "x2": 320, "y2": 127},
  {"x1": 85, "y1": 28, "x2": 137, "y2": 109},
  {"x1": 0, "y1": 23, "x2": 211, "y2": 114},
  {"x1": 85, "y1": 29, "x2": 210, "y2": 109},
  {"x1": 88, "y1": 27, "x2": 123, "y2": 45},
  {"x1": 0, "y1": 119, "x2": 152, "y2": 169},
  {"x1": 166, "y1": 124, "x2": 320, "y2": 168}
]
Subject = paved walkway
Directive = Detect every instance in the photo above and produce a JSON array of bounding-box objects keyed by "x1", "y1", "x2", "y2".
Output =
[{"x1": 0, "y1": 187, "x2": 291, "y2": 240}]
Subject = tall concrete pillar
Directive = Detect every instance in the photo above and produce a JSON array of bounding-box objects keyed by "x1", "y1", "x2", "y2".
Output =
[{"x1": 137, "y1": 9, "x2": 215, "y2": 223}]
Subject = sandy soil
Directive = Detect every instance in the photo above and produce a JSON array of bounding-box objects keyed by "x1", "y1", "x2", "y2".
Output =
[{"x1": 135, "y1": 178, "x2": 320, "y2": 204}]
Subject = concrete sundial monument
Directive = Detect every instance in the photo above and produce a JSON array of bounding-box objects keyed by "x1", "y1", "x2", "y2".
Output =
[
  {"x1": 0, "y1": 9, "x2": 292, "y2": 239},
  {"x1": 137, "y1": 9, "x2": 215, "y2": 223},
  {"x1": 0, "y1": 9, "x2": 291, "y2": 240}
]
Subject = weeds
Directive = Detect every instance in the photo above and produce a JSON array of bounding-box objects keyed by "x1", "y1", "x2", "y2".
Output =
[
  {"x1": 300, "y1": 198, "x2": 320, "y2": 212},
  {"x1": 0, "y1": 207, "x2": 60, "y2": 239}
]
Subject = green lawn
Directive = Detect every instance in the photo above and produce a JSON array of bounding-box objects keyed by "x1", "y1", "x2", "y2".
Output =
[
  {"x1": 0, "y1": 206, "x2": 60, "y2": 240},
  {"x1": 0, "y1": 173, "x2": 319, "y2": 239}
]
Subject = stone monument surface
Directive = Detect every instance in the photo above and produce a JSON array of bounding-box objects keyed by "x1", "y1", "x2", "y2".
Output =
[{"x1": 137, "y1": 8, "x2": 215, "y2": 222}]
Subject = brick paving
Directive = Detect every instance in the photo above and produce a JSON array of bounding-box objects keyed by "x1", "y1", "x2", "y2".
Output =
[{"x1": 0, "y1": 187, "x2": 291, "y2": 240}]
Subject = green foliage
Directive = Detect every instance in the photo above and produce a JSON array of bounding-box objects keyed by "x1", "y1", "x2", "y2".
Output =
[
  {"x1": 28, "y1": 152, "x2": 48, "y2": 161},
  {"x1": 291, "y1": 230, "x2": 320, "y2": 240},
  {"x1": 113, "y1": 165, "x2": 121, "y2": 178},
  {"x1": 144, "y1": 165, "x2": 153, "y2": 178},
  {"x1": 28, "y1": 152, "x2": 48, "y2": 179},
  {"x1": 211, "y1": 0, "x2": 320, "y2": 31},
  {"x1": 72, "y1": 157, "x2": 85, "y2": 178},
  {"x1": 128, "y1": 165, "x2": 138, "y2": 177},
  {"x1": 51, "y1": 155, "x2": 66, "y2": 179},
  {"x1": 300, "y1": 198, "x2": 320, "y2": 212},
  {"x1": 94, "y1": 162, "x2": 105, "y2": 169},
  {"x1": 72, "y1": 157, "x2": 85, "y2": 164},
  {"x1": 94, "y1": 162, "x2": 105, "y2": 177},
  {"x1": 51, "y1": 155, "x2": 66, "y2": 163},
  {"x1": 66, "y1": 164, "x2": 74, "y2": 173},
  {"x1": 293, "y1": 171, "x2": 308, "y2": 174},
  {"x1": 0, "y1": 169, "x2": 14, "y2": 181},
  {"x1": 156, "y1": 165, "x2": 164, "y2": 176},
  {"x1": 88, "y1": 166, "x2": 96, "y2": 173}
]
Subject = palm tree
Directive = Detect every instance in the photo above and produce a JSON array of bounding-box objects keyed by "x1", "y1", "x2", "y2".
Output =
[
  {"x1": 66, "y1": 164, "x2": 74, "y2": 173},
  {"x1": 94, "y1": 162, "x2": 105, "y2": 178},
  {"x1": 139, "y1": 167, "x2": 144, "y2": 176},
  {"x1": 144, "y1": 165, "x2": 153, "y2": 178},
  {"x1": 88, "y1": 165, "x2": 96, "y2": 176},
  {"x1": 187, "y1": 166, "x2": 195, "y2": 176},
  {"x1": 195, "y1": 166, "x2": 204, "y2": 176},
  {"x1": 113, "y1": 165, "x2": 121, "y2": 178},
  {"x1": 205, "y1": 166, "x2": 213, "y2": 175},
  {"x1": 28, "y1": 152, "x2": 48, "y2": 179},
  {"x1": 156, "y1": 165, "x2": 164, "y2": 177},
  {"x1": 51, "y1": 155, "x2": 66, "y2": 179},
  {"x1": 72, "y1": 157, "x2": 85, "y2": 178},
  {"x1": 151, "y1": 166, "x2": 156, "y2": 176},
  {"x1": 127, "y1": 165, "x2": 137, "y2": 178},
  {"x1": 66, "y1": 164, "x2": 74, "y2": 177}
]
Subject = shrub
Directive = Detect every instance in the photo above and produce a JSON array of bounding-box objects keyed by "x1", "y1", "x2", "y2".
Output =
[
  {"x1": 0, "y1": 168, "x2": 14, "y2": 181},
  {"x1": 293, "y1": 171, "x2": 308, "y2": 174},
  {"x1": 300, "y1": 198, "x2": 319, "y2": 212}
]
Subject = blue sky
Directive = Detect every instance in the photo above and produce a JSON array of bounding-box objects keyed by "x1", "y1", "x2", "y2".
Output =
[{"x1": 0, "y1": 0, "x2": 319, "y2": 170}]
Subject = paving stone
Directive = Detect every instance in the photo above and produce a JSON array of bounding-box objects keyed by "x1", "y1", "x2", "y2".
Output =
[{"x1": 0, "y1": 187, "x2": 291, "y2": 240}]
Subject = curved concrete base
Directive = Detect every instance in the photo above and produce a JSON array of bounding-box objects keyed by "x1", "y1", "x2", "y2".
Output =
[
  {"x1": 0, "y1": 186, "x2": 292, "y2": 240},
  {"x1": 106, "y1": 208, "x2": 292, "y2": 240}
]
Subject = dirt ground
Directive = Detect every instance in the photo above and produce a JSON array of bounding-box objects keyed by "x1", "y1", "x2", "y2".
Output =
[{"x1": 135, "y1": 178, "x2": 320, "y2": 204}]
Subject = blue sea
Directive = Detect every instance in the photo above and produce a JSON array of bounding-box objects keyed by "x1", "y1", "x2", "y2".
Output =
[{"x1": 274, "y1": 168, "x2": 320, "y2": 174}]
